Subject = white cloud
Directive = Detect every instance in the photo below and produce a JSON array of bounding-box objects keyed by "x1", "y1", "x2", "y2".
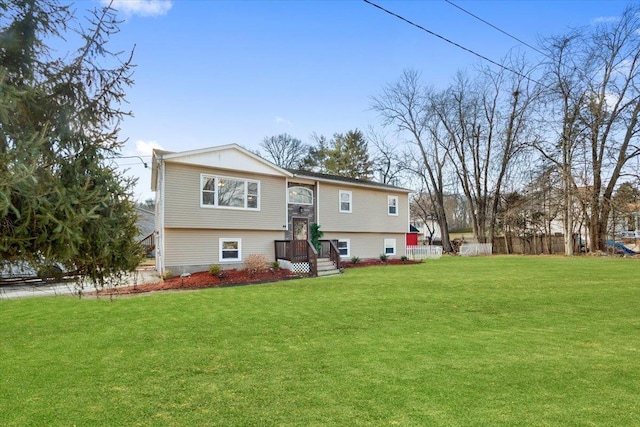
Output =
[
  {"x1": 103, "y1": 0, "x2": 173, "y2": 17},
  {"x1": 275, "y1": 116, "x2": 292, "y2": 126},
  {"x1": 592, "y1": 16, "x2": 620, "y2": 24},
  {"x1": 136, "y1": 140, "x2": 163, "y2": 156}
]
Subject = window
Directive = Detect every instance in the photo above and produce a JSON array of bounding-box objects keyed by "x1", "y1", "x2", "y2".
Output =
[
  {"x1": 288, "y1": 186, "x2": 313, "y2": 205},
  {"x1": 247, "y1": 181, "x2": 258, "y2": 209},
  {"x1": 201, "y1": 174, "x2": 260, "y2": 210},
  {"x1": 384, "y1": 238, "x2": 396, "y2": 256},
  {"x1": 339, "y1": 190, "x2": 352, "y2": 213},
  {"x1": 219, "y1": 238, "x2": 241, "y2": 262},
  {"x1": 338, "y1": 239, "x2": 350, "y2": 257},
  {"x1": 388, "y1": 195, "x2": 398, "y2": 216}
]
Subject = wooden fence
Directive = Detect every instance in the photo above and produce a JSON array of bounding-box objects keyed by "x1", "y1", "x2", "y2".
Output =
[{"x1": 492, "y1": 234, "x2": 579, "y2": 255}]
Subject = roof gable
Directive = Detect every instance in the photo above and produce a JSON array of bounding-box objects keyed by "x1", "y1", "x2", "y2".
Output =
[{"x1": 156, "y1": 144, "x2": 291, "y2": 178}]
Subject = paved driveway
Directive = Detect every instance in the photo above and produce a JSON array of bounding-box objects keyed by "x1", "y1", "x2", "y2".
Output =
[{"x1": 0, "y1": 268, "x2": 160, "y2": 300}]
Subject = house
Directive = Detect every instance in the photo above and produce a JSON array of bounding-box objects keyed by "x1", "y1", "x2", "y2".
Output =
[{"x1": 151, "y1": 144, "x2": 411, "y2": 275}]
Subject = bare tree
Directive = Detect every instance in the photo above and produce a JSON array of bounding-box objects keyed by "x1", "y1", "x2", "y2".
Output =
[
  {"x1": 367, "y1": 126, "x2": 409, "y2": 186},
  {"x1": 431, "y1": 57, "x2": 536, "y2": 245},
  {"x1": 259, "y1": 134, "x2": 308, "y2": 169},
  {"x1": 538, "y1": 4, "x2": 640, "y2": 253},
  {"x1": 536, "y1": 32, "x2": 590, "y2": 255},
  {"x1": 372, "y1": 69, "x2": 454, "y2": 252}
]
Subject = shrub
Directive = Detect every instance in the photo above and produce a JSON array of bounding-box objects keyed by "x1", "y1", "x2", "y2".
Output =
[
  {"x1": 350, "y1": 256, "x2": 360, "y2": 264},
  {"x1": 400, "y1": 255, "x2": 408, "y2": 262},
  {"x1": 209, "y1": 264, "x2": 221, "y2": 276},
  {"x1": 310, "y1": 223, "x2": 324, "y2": 251},
  {"x1": 271, "y1": 261, "x2": 281, "y2": 270},
  {"x1": 379, "y1": 254, "x2": 389, "y2": 262},
  {"x1": 161, "y1": 270, "x2": 174, "y2": 280},
  {"x1": 244, "y1": 254, "x2": 270, "y2": 274}
]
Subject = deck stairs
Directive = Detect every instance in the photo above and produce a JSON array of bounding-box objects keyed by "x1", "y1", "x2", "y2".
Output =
[{"x1": 316, "y1": 258, "x2": 341, "y2": 277}]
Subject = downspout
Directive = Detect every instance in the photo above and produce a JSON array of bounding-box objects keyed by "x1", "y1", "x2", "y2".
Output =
[
  {"x1": 285, "y1": 178, "x2": 289, "y2": 237},
  {"x1": 316, "y1": 181, "x2": 321, "y2": 225},
  {"x1": 406, "y1": 192, "x2": 411, "y2": 256},
  {"x1": 156, "y1": 156, "x2": 165, "y2": 275}
]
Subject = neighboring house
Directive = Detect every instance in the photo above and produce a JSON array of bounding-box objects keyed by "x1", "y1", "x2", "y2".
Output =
[
  {"x1": 413, "y1": 218, "x2": 442, "y2": 244},
  {"x1": 135, "y1": 206, "x2": 155, "y2": 241},
  {"x1": 151, "y1": 144, "x2": 411, "y2": 275},
  {"x1": 136, "y1": 206, "x2": 156, "y2": 256}
]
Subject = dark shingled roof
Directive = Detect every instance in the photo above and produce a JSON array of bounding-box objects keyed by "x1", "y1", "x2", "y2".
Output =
[
  {"x1": 136, "y1": 207, "x2": 155, "y2": 240},
  {"x1": 286, "y1": 169, "x2": 411, "y2": 192}
]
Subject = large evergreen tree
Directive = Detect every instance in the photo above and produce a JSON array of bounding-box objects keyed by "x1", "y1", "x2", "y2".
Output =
[
  {"x1": 302, "y1": 129, "x2": 373, "y2": 180},
  {"x1": 0, "y1": 0, "x2": 141, "y2": 286}
]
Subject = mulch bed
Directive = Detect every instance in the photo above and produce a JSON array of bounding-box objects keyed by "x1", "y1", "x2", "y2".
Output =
[
  {"x1": 96, "y1": 258, "x2": 420, "y2": 297},
  {"x1": 341, "y1": 258, "x2": 422, "y2": 268},
  {"x1": 97, "y1": 268, "x2": 297, "y2": 296}
]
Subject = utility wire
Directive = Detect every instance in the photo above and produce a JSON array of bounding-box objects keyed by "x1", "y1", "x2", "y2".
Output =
[
  {"x1": 443, "y1": 0, "x2": 549, "y2": 59},
  {"x1": 363, "y1": 0, "x2": 545, "y2": 87},
  {"x1": 106, "y1": 155, "x2": 150, "y2": 168}
]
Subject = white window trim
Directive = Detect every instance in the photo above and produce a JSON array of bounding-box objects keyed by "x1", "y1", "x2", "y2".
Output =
[
  {"x1": 219, "y1": 238, "x2": 242, "y2": 262},
  {"x1": 339, "y1": 190, "x2": 352, "y2": 213},
  {"x1": 388, "y1": 195, "x2": 399, "y2": 216},
  {"x1": 384, "y1": 238, "x2": 396, "y2": 256},
  {"x1": 200, "y1": 173, "x2": 260, "y2": 211},
  {"x1": 288, "y1": 186, "x2": 314, "y2": 205},
  {"x1": 338, "y1": 239, "x2": 350, "y2": 258}
]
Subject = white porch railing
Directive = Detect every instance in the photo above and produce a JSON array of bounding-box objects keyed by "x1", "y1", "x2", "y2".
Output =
[{"x1": 406, "y1": 245, "x2": 443, "y2": 260}]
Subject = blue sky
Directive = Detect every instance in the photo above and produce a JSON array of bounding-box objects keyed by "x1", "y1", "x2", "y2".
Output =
[{"x1": 89, "y1": 0, "x2": 635, "y2": 201}]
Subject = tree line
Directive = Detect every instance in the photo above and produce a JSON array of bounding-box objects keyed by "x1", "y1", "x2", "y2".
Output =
[
  {"x1": 374, "y1": 3, "x2": 640, "y2": 254},
  {"x1": 256, "y1": 129, "x2": 407, "y2": 186}
]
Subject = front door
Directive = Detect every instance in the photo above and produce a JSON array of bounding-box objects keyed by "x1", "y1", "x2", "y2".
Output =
[{"x1": 292, "y1": 217, "x2": 309, "y2": 261}]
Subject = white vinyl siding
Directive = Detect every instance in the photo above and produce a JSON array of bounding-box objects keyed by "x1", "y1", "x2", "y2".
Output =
[
  {"x1": 318, "y1": 183, "x2": 408, "y2": 233},
  {"x1": 322, "y1": 232, "x2": 405, "y2": 260},
  {"x1": 388, "y1": 195, "x2": 398, "y2": 216},
  {"x1": 164, "y1": 163, "x2": 285, "y2": 230},
  {"x1": 163, "y1": 229, "x2": 283, "y2": 272},
  {"x1": 339, "y1": 190, "x2": 352, "y2": 213}
]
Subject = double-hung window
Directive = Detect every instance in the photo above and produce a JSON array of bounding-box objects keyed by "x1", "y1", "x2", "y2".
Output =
[
  {"x1": 339, "y1": 190, "x2": 352, "y2": 213},
  {"x1": 388, "y1": 196, "x2": 398, "y2": 216},
  {"x1": 201, "y1": 174, "x2": 260, "y2": 210},
  {"x1": 383, "y1": 238, "x2": 396, "y2": 256},
  {"x1": 337, "y1": 239, "x2": 350, "y2": 257},
  {"x1": 219, "y1": 238, "x2": 241, "y2": 262}
]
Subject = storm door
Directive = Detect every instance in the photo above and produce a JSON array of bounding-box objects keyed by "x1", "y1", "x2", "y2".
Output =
[{"x1": 292, "y1": 217, "x2": 309, "y2": 261}]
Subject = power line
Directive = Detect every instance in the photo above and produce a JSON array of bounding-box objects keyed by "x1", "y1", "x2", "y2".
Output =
[
  {"x1": 106, "y1": 155, "x2": 150, "y2": 168},
  {"x1": 113, "y1": 162, "x2": 149, "y2": 167},
  {"x1": 443, "y1": 0, "x2": 549, "y2": 59},
  {"x1": 362, "y1": 0, "x2": 545, "y2": 87}
]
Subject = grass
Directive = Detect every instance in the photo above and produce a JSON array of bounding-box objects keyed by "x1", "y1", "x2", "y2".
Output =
[{"x1": 1, "y1": 255, "x2": 639, "y2": 426}]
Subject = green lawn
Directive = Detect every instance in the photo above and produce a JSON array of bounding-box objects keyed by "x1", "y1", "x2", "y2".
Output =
[{"x1": 1, "y1": 256, "x2": 639, "y2": 426}]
